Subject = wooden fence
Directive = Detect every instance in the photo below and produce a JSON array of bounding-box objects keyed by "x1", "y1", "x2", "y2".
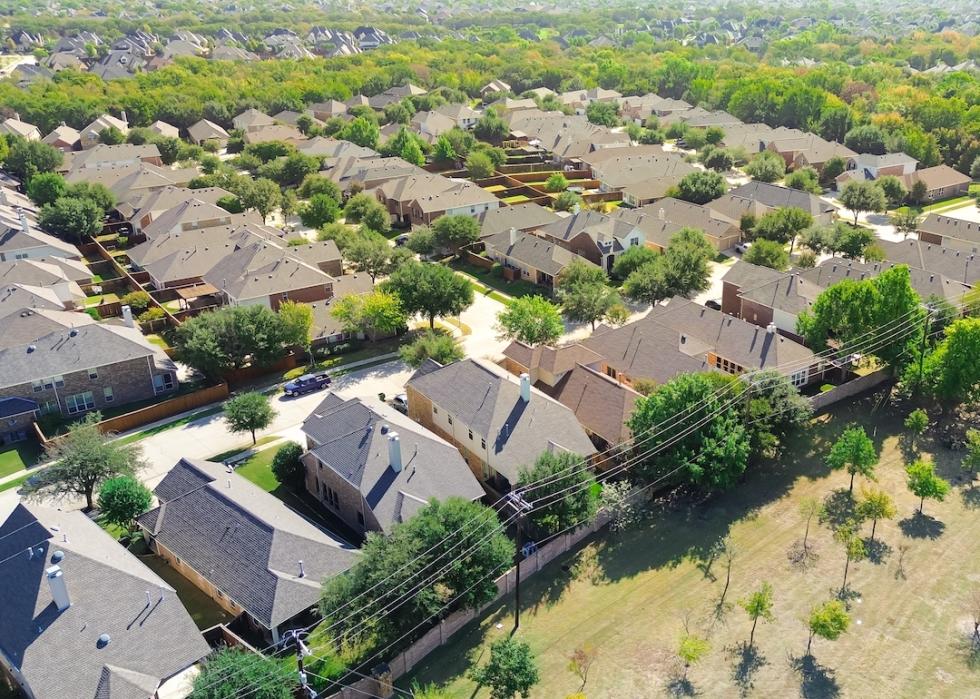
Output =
[
  {"x1": 223, "y1": 353, "x2": 301, "y2": 389},
  {"x1": 810, "y1": 368, "x2": 892, "y2": 414}
]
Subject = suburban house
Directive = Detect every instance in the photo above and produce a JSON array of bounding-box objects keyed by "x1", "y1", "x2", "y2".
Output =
[
  {"x1": 580, "y1": 297, "x2": 823, "y2": 389},
  {"x1": 232, "y1": 108, "x2": 275, "y2": 132},
  {"x1": 661, "y1": 107, "x2": 743, "y2": 129},
  {"x1": 300, "y1": 394, "x2": 485, "y2": 535},
  {"x1": 309, "y1": 273, "x2": 375, "y2": 346},
  {"x1": 410, "y1": 110, "x2": 457, "y2": 144},
  {"x1": 375, "y1": 174, "x2": 499, "y2": 226},
  {"x1": 0, "y1": 205, "x2": 81, "y2": 262},
  {"x1": 900, "y1": 165, "x2": 972, "y2": 202},
  {"x1": 0, "y1": 116, "x2": 42, "y2": 141},
  {"x1": 303, "y1": 138, "x2": 378, "y2": 160},
  {"x1": 836, "y1": 152, "x2": 918, "y2": 187},
  {"x1": 242, "y1": 123, "x2": 305, "y2": 145},
  {"x1": 61, "y1": 143, "x2": 163, "y2": 171},
  {"x1": 41, "y1": 123, "x2": 81, "y2": 152},
  {"x1": 0, "y1": 502, "x2": 210, "y2": 699},
  {"x1": 148, "y1": 120, "x2": 180, "y2": 139},
  {"x1": 481, "y1": 78, "x2": 512, "y2": 97},
  {"x1": 187, "y1": 118, "x2": 230, "y2": 146},
  {"x1": 482, "y1": 227, "x2": 600, "y2": 288},
  {"x1": 589, "y1": 151, "x2": 697, "y2": 206},
  {"x1": 876, "y1": 238, "x2": 980, "y2": 286},
  {"x1": 139, "y1": 458, "x2": 358, "y2": 644},
  {"x1": 121, "y1": 185, "x2": 233, "y2": 230},
  {"x1": 707, "y1": 181, "x2": 836, "y2": 226},
  {"x1": 78, "y1": 113, "x2": 129, "y2": 149},
  {"x1": 613, "y1": 198, "x2": 742, "y2": 252},
  {"x1": 405, "y1": 358, "x2": 598, "y2": 494},
  {"x1": 915, "y1": 213, "x2": 980, "y2": 246},
  {"x1": 530, "y1": 210, "x2": 644, "y2": 273},
  {"x1": 766, "y1": 133, "x2": 856, "y2": 172},
  {"x1": 66, "y1": 162, "x2": 200, "y2": 206},
  {"x1": 501, "y1": 341, "x2": 641, "y2": 449},
  {"x1": 309, "y1": 100, "x2": 348, "y2": 121},
  {"x1": 0, "y1": 259, "x2": 86, "y2": 306},
  {"x1": 477, "y1": 203, "x2": 561, "y2": 239},
  {"x1": 558, "y1": 87, "x2": 623, "y2": 114},
  {"x1": 434, "y1": 103, "x2": 481, "y2": 130},
  {"x1": 0, "y1": 309, "x2": 178, "y2": 418},
  {"x1": 325, "y1": 155, "x2": 424, "y2": 194},
  {"x1": 618, "y1": 93, "x2": 692, "y2": 123}
]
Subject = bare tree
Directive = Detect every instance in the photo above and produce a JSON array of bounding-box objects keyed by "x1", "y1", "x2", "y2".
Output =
[{"x1": 567, "y1": 644, "x2": 599, "y2": 690}]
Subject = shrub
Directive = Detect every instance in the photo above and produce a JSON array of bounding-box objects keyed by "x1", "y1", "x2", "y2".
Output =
[
  {"x1": 120, "y1": 290, "x2": 152, "y2": 313},
  {"x1": 138, "y1": 307, "x2": 165, "y2": 323}
]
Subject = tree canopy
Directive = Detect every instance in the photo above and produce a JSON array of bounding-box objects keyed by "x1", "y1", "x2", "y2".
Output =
[{"x1": 496, "y1": 295, "x2": 565, "y2": 346}]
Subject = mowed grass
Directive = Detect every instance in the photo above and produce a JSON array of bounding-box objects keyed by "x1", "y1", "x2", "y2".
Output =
[
  {"x1": 402, "y1": 395, "x2": 980, "y2": 698},
  {"x1": 0, "y1": 442, "x2": 41, "y2": 478}
]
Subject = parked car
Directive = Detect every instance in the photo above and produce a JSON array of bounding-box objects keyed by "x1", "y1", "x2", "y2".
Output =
[
  {"x1": 705, "y1": 299, "x2": 722, "y2": 311},
  {"x1": 283, "y1": 372, "x2": 331, "y2": 397},
  {"x1": 394, "y1": 234, "x2": 410, "y2": 246},
  {"x1": 392, "y1": 393, "x2": 408, "y2": 413},
  {"x1": 735, "y1": 241, "x2": 752, "y2": 255}
]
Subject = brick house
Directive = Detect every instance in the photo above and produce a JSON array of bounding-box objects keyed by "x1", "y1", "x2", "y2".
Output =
[
  {"x1": 482, "y1": 228, "x2": 599, "y2": 288},
  {"x1": 901, "y1": 165, "x2": 971, "y2": 203},
  {"x1": 915, "y1": 213, "x2": 980, "y2": 247},
  {"x1": 300, "y1": 394, "x2": 484, "y2": 535}
]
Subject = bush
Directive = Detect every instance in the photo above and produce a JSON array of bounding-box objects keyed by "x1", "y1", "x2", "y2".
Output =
[
  {"x1": 120, "y1": 290, "x2": 152, "y2": 313},
  {"x1": 271, "y1": 441, "x2": 305, "y2": 490},
  {"x1": 84, "y1": 307, "x2": 101, "y2": 321},
  {"x1": 138, "y1": 307, "x2": 165, "y2": 323}
]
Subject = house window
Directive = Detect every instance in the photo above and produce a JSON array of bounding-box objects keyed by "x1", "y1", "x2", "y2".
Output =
[
  {"x1": 325, "y1": 486, "x2": 340, "y2": 508},
  {"x1": 481, "y1": 438, "x2": 486, "y2": 449},
  {"x1": 54, "y1": 376, "x2": 64, "y2": 388},
  {"x1": 606, "y1": 366, "x2": 616, "y2": 379},
  {"x1": 65, "y1": 391, "x2": 95, "y2": 414},
  {"x1": 713, "y1": 356, "x2": 744, "y2": 375},
  {"x1": 790, "y1": 369, "x2": 808, "y2": 387},
  {"x1": 433, "y1": 406, "x2": 438, "y2": 415},
  {"x1": 103, "y1": 386, "x2": 114, "y2": 403},
  {"x1": 468, "y1": 429, "x2": 473, "y2": 441},
  {"x1": 15, "y1": 253, "x2": 28, "y2": 260},
  {"x1": 40, "y1": 401, "x2": 58, "y2": 415},
  {"x1": 153, "y1": 373, "x2": 174, "y2": 394},
  {"x1": 88, "y1": 369, "x2": 98, "y2": 380},
  {"x1": 215, "y1": 589, "x2": 224, "y2": 599},
  {"x1": 31, "y1": 380, "x2": 43, "y2": 393},
  {"x1": 448, "y1": 415, "x2": 453, "y2": 426}
]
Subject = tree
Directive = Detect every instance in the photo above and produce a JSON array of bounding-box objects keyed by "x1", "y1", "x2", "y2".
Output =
[
  {"x1": 912, "y1": 317, "x2": 980, "y2": 406},
  {"x1": 554, "y1": 190, "x2": 582, "y2": 212},
  {"x1": 338, "y1": 116, "x2": 380, "y2": 149},
  {"x1": 839, "y1": 180, "x2": 886, "y2": 225},
  {"x1": 174, "y1": 305, "x2": 289, "y2": 376},
  {"x1": 217, "y1": 194, "x2": 243, "y2": 213},
  {"x1": 567, "y1": 644, "x2": 599, "y2": 691},
  {"x1": 972, "y1": 155, "x2": 980, "y2": 180},
  {"x1": 677, "y1": 633, "x2": 710, "y2": 680},
  {"x1": 465, "y1": 150, "x2": 495, "y2": 179},
  {"x1": 904, "y1": 409, "x2": 928, "y2": 450},
  {"x1": 26, "y1": 171, "x2": 66, "y2": 206},
  {"x1": 877, "y1": 175, "x2": 908, "y2": 208},
  {"x1": 277, "y1": 300, "x2": 313, "y2": 350},
  {"x1": 856, "y1": 487, "x2": 896, "y2": 542},
  {"x1": 701, "y1": 147, "x2": 735, "y2": 172},
  {"x1": 224, "y1": 392, "x2": 276, "y2": 445},
  {"x1": 611, "y1": 245, "x2": 658, "y2": 280},
  {"x1": 190, "y1": 647, "x2": 295, "y2": 699},
  {"x1": 4, "y1": 138, "x2": 63, "y2": 180},
  {"x1": 745, "y1": 151, "x2": 785, "y2": 182},
  {"x1": 241, "y1": 178, "x2": 282, "y2": 222},
  {"x1": 739, "y1": 581, "x2": 775, "y2": 648},
  {"x1": 433, "y1": 214, "x2": 480, "y2": 250},
  {"x1": 474, "y1": 110, "x2": 508, "y2": 142},
  {"x1": 38, "y1": 197, "x2": 105, "y2": 241},
  {"x1": 751, "y1": 207, "x2": 813, "y2": 248},
  {"x1": 628, "y1": 372, "x2": 749, "y2": 490},
  {"x1": 820, "y1": 156, "x2": 847, "y2": 187},
  {"x1": 834, "y1": 521, "x2": 866, "y2": 592},
  {"x1": 891, "y1": 209, "x2": 921, "y2": 239},
  {"x1": 299, "y1": 193, "x2": 341, "y2": 228},
  {"x1": 271, "y1": 441, "x2": 304, "y2": 490},
  {"x1": 496, "y1": 295, "x2": 564, "y2": 346},
  {"x1": 832, "y1": 224, "x2": 875, "y2": 259},
  {"x1": 399, "y1": 330, "x2": 463, "y2": 368},
  {"x1": 682, "y1": 127, "x2": 707, "y2": 150},
  {"x1": 798, "y1": 496, "x2": 822, "y2": 555},
  {"x1": 622, "y1": 229, "x2": 711, "y2": 304},
  {"x1": 432, "y1": 134, "x2": 458, "y2": 164},
  {"x1": 97, "y1": 476, "x2": 152, "y2": 531},
  {"x1": 743, "y1": 370, "x2": 813, "y2": 457},
  {"x1": 469, "y1": 638, "x2": 539, "y2": 699},
  {"x1": 545, "y1": 172, "x2": 568, "y2": 192},
  {"x1": 406, "y1": 225, "x2": 436, "y2": 256},
  {"x1": 743, "y1": 239, "x2": 790, "y2": 270},
  {"x1": 99, "y1": 126, "x2": 126, "y2": 145},
  {"x1": 827, "y1": 426, "x2": 878, "y2": 495},
  {"x1": 585, "y1": 101, "x2": 619, "y2": 127},
  {"x1": 401, "y1": 137, "x2": 425, "y2": 167},
  {"x1": 784, "y1": 167, "x2": 822, "y2": 194},
  {"x1": 344, "y1": 193, "x2": 389, "y2": 234},
  {"x1": 345, "y1": 234, "x2": 395, "y2": 282},
  {"x1": 321, "y1": 498, "x2": 513, "y2": 646},
  {"x1": 517, "y1": 451, "x2": 599, "y2": 535},
  {"x1": 21, "y1": 413, "x2": 145, "y2": 510},
  {"x1": 676, "y1": 170, "x2": 726, "y2": 204},
  {"x1": 120, "y1": 290, "x2": 151, "y2": 314},
  {"x1": 555, "y1": 259, "x2": 620, "y2": 330},
  {"x1": 844, "y1": 124, "x2": 887, "y2": 155},
  {"x1": 905, "y1": 459, "x2": 950, "y2": 514},
  {"x1": 807, "y1": 600, "x2": 850, "y2": 655},
  {"x1": 383, "y1": 261, "x2": 473, "y2": 328},
  {"x1": 909, "y1": 179, "x2": 928, "y2": 205},
  {"x1": 298, "y1": 174, "x2": 341, "y2": 201},
  {"x1": 963, "y1": 429, "x2": 980, "y2": 480},
  {"x1": 331, "y1": 290, "x2": 406, "y2": 340}
]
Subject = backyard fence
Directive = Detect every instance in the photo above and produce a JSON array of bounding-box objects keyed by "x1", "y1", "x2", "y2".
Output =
[{"x1": 809, "y1": 368, "x2": 892, "y2": 414}]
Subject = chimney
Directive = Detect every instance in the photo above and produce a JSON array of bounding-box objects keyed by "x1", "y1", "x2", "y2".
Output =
[
  {"x1": 121, "y1": 305, "x2": 134, "y2": 328},
  {"x1": 658, "y1": 207, "x2": 665, "y2": 221},
  {"x1": 120, "y1": 110, "x2": 128, "y2": 125},
  {"x1": 509, "y1": 226, "x2": 517, "y2": 246},
  {"x1": 18, "y1": 209, "x2": 30, "y2": 235},
  {"x1": 388, "y1": 432, "x2": 402, "y2": 472},
  {"x1": 520, "y1": 372, "x2": 531, "y2": 402},
  {"x1": 766, "y1": 322, "x2": 777, "y2": 334},
  {"x1": 46, "y1": 565, "x2": 71, "y2": 611}
]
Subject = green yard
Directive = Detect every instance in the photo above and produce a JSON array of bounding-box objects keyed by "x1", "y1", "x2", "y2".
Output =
[
  {"x1": 449, "y1": 259, "x2": 545, "y2": 300},
  {"x1": 0, "y1": 442, "x2": 41, "y2": 478},
  {"x1": 139, "y1": 553, "x2": 235, "y2": 630},
  {"x1": 402, "y1": 396, "x2": 980, "y2": 698}
]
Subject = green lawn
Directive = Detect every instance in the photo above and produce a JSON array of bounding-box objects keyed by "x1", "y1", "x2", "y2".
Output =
[
  {"x1": 209, "y1": 436, "x2": 281, "y2": 468},
  {"x1": 920, "y1": 196, "x2": 974, "y2": 212},
  {"x1": 449, "y1": 259, "x2": 545, "y2": 300},
  {"x1": 0, "y1": 442, "x2": 41, "y2": 478},
  {"x1": 402, "y1": 395, "x2": 980, "y2": 698},
  {"x1": 234, "y1": 445, "x2": 280, "y2": 490},
  {"x1": 0, "y1": 472, "x2": 32, "y2": 493},
  {"x1": 501, "y1": 194, "x2": 531, "y2": 204},
  {"x1": 84, "y1": 292, "x2": 119, "y2": 307},
  {"x1": 139, "y1": 553, "x2": 235, "y2": 630}
]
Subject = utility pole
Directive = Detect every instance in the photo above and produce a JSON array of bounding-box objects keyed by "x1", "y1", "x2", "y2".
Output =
[
  {"x1": 505, "y1": 491, "x2": 533, "y2": 633},
  {"x1": 916, "y1": 304, "x2": 933, "y2": 398},
  {"x1": 282, "y1": 629, "x2": 316, "y2": 698}
]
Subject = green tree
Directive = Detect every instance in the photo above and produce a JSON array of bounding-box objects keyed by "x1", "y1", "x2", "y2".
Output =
[
  {"x1": 844, "y1": 124, "x2": 887, "y2": 155},
  {"x1": 174, "y1": 305, "x2": 289, "y2": 376},
  {"x1": 465, "y1": 150, "x2": 495, "y2": 179},
  {"x1": 21, "y1": 413, "x2": 145, "y2": 510},
  {"x1": 38, "y1": 197, "x2": 105, "y2": 241},
  {"x1": 517, "y1": 451, "x2": 599, "y2": 535},
  {"x1": 675, "y1": 170, "x2": 726, "y2": 204},
  {"x1": 4, "y1": 138, "x2": 63, "y2": 180},
  {"x1": 26, "y1": 171, "x2": 66, "y2": 206},
  {"x1": 469, "y1": 638, "x2": 540, "y2": 699},
  {"x1": 622, "y1": 229, "x2": 711, "y2": 304},
  {"x1": 97, "y1": 476, "x2": 152, "y2": 531},
  {"x1": 344, "y1": 193, "x2": 390, "y2": 234},
  {"x1": 331, "y1": 290, "x2": 406, "y2": 340},
  {"x1": 905, "y1": 459, "x2": 950, "y2": 514},
  {"x1": 224, "y1": 391, "x2": 276, "y2": 445},
  {"x1": 298, "y1": 174, "x2": 341, "y2": 201},
  {"x1": 345, "y1": 233, "x2": 394, "y2": 282},
  {"x1": 834, "y1": 521, "x2": 866, "y2": 592},
  {"x1": 401, "y1": 137, "x2": 425, "y2": 167},
  {"x1": 545, "y1": 172, "x2": 568, "y2": 192},
  {"x1": 821, "y1": 156, "x2": 847, "y2": 187},
  {"x1": 271, "y1": 441, "x2": 305, "y2": 490},
  {"x1": 739, "y1": 581, "x2": 775, "y2": 648},
  {"x1": 98, "y1": 126, "x2": 126, "y2": 145},
  {"x1": 891, "y1": 209, "x2": 921, "y2": 239},
  {"x1": 241, "y1": 177, "x2": 282, "y2": 222},
  {"x1": 743, "y1": 239, "x2": 790, "y2": 270},
  {"x1": 585, "y1": 100, "x2": 619, "y2": 127},
  {"x1": 628, "y1": 372, "x2": 749, "y2": 490},
  {"x1": 877, "y1": 175, "x2": 908, "y2": 208},
  {"x1": 611, "y1": 244, "x2": 658, "y2": 281},
  {"x1": 554, "y1": 190, "x2": 582, "y2": 212},
  {"x1": 433, "y1": 134, "x2": 458, "y2": 164},
  {"x1": 277, "y1": 300, "x2": 313, "y2": 349},
  {"x1": 701, "y1": 147, "x2": 735, "y2": 172},
  {"x1": 66, "y1": 181, "x2": 115, "y2": 213},
  {"x1": 743, "y1": 370, "x2": 813, "y2": 457},
  {"x1": 962, "y1": 429, "x2": 980, "y2": 479},
  {"x1": 190, "y1": 647, "x2": 295, "y2": 699},
  {"x1": 677, "y1": 633, "x2": 710, "y2": 680},
  {"x1": 406, "y1": 225, "x2": 437, "y2": 256},
  {"x1": 496, "y1": 295, "x2": 564, "y2": 346},
  {"x1": 433, "y1": 214, "x2": 480, "y2": 250},
  {"x1": 383, "y1": 261, "x2": 473, "y2": 328},
  {"x1": 751, "y1": 207, "x2": 813, "y2": 248},
  {"x1": 827, "y1": 426, "x2": 879, "y2": 495},
  {"x1": 321, "y1": 498, "x2": 513, "y2": 646},
  {"x1": 856, "y1": 487, "x2": 896, "y2": 542},
  {"x1": 912, "y1": 317, "x2": 980, "y2": 406},
  {"x1": 806, "y1": 600, "x2": 850, "y2": 655},
  {"x1": 217, "y1": 194, "x2": 243, "y2": 213},
  {"x1": 831, "y1": 224, "x2": 875, "y2": 259},
  {"x1": 798, "y1": 496, "x2": 822, "y2": 555},
  {"x1": 399, "y1": 330, "x2": 463, "y2": 368},
  {"x1": 338, "y1": 115, "x2": 380, "y2": 149},
  {"x1": 556, "y1": 259, "x2": 620, "y2": 330},
  {"x1": 744, "y1": 151, "x2": 786, "y2": 182},
  {"x1": 682, "y1": 127, "x2": 707, "y2": 150},
  {"x1": 839, "y1": 180, "x2": 886, "y2": 226},
  {"x1": 474, "y1": 110, "x2": 508, "y2": 142},
  {"x1": 784, "y1": 167, "x2": 822, "y2": 194},
  {"x1": 904, "y1": 409, "x2": 928, "y2": 450},
  {"x1": 120, "y1": 290, "x2": 152, "y2": 314},
  {"x1": 297, "y1": 193, "x2": 340, "y2": 229}
]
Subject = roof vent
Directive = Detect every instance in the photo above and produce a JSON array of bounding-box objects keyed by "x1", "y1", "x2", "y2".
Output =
[
  {"x1": 51, "y1": 550, "x2": 64, "y2": 563},
  {"x1": 380, "y1": 424, "x2": 388, "y2": 434},
  {"x1": 766, "y1": 322, "x2": 777, "y2": 334},
  {"x1": 69, "y1": 327, "x2": 78, "y2": 337},
  {"x1": 97, "y1": 634, "x2": 111, "y2": 648},
  {"x1": 27, "y1": 345, "x2": 36, "y2": 353}
]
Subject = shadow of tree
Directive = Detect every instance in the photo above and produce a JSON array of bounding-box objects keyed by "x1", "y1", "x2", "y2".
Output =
[
  {"x1": 864, "y1": 538, "x2": 892, "y2": 565},
  {"x1": 820, "y1": 489, "x2": 856, "y2": 532},
  {"x1": 665, "y1": 676, "x2": 698, "y2": 697},
  {"x1": 789, "y1": 653, "x2": 841, "y2": 699},
  {"x1": 834, "y1": 584, "x2": 862, "y2": 608},
  {"x1": 961, "y1": 486, "x2": 980, "y2": 510},
  {"x1": 728, "y1": 642, "x2": 767, "y2": 697},
  {"x1": 898, "y1": 512, "x2": 946, "y2": 540},
  {"x1": 787, "y1": 540, "x2": 820, "y2": 572},
  {"x1": 955, "y1": 636, "x2": 980, "y2": 671}
]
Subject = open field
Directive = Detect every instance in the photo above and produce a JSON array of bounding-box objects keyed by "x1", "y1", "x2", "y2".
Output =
[{"x1": 403, "y1": 394, "x2": 980, "y2": 698}]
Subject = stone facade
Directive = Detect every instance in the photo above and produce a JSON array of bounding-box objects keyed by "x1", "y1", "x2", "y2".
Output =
[{"x1": 302, "y1": 450, "x2": 382, "y2": 535}]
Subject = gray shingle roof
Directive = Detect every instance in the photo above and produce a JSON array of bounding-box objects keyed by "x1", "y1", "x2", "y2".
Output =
[
  {"x1": 477, "y1": 204, "x2": 561, "y2": 239},
  {"x1": 0, "y1": 502, "x2": 209, "y2": 699},
  {"x1": 483, "y1": 230, "x2": 596, "y2": 277},
  {"x1": 301, "y1": 395, "x2": 484, "y2": 532},
  {"x1": 139, "y1": 458, "x2": 358, "y2": 629},
  {"x1": 876, "y1": 238, "x2": 980, "y2": 286}
]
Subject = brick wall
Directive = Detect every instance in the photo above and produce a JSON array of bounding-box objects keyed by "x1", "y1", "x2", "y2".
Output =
[
  {"x1": 269, "y1": 284, "x2": 332, "y2": 311},
  {"x1": 302, "y1": 452, "x2": 380, "y2": 534},
  {"x1": 721, "y1": 281, "x2": 742, "y2": 317},
  {"x1": 738, "y1": 297, "x2": 774, "y2": 328}
]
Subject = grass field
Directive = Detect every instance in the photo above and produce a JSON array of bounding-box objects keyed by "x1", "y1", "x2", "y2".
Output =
[
  {"x1": 0, "y1": 442, "x2": 41, "y2": 478},
  {"x1": 449, "y1": 259, "x2": 544, "y2": 299},
  {"x1": 402, "y1": 395, "x2": 980, "y2": 698}
]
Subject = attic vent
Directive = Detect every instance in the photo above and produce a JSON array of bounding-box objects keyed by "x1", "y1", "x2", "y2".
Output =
[
  {"x1": 27, "y1": 345, "x2": 36, "y2": 353},
  {"x1": 51, "y1": 550, "x2": 64, "y2": 563},
  {"x1": 97, "y1": 634, "x2": 111, "y2": 648}
]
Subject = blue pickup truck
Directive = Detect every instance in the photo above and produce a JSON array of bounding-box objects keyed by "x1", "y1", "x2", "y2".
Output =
[{"x1": 283, "y1": 372, "x2": 331, "y2": 397}]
